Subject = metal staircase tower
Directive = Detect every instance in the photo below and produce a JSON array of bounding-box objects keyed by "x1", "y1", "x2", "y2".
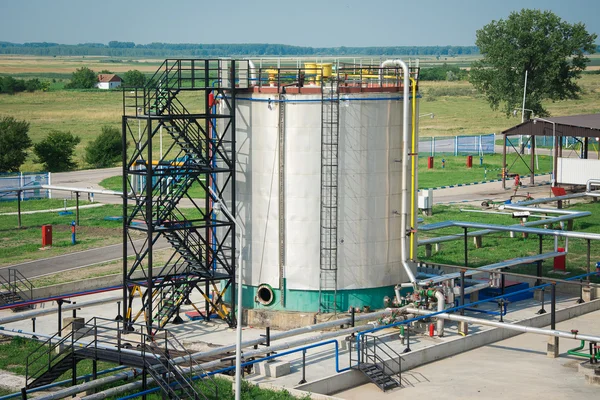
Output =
[
  {"x1": 319, "y1": 72, "x2": 340, "y2": 314},
  {"x1": 122, "y1": 59, "x2": 243, "y2": 333}
]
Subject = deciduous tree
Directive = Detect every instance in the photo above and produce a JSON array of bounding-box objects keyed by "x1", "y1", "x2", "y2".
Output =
[
  {"x1": 65, "y1": 66, "x2": 97, "y2": 89},
  {"x1": 0, "y1": 116, "x2": 32, "y2": 172},
  {"x1": 469, "y1": 9, "x2": 597, "y2": 116},
  {"x1": 33, "y1": 130, "x2": 81, "y2": 172},
  {"x1": 84, "y1": 126, "x2": 123, "y2": 168}
]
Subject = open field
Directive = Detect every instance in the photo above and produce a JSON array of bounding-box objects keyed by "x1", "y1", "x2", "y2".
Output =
[
  {"x1": 2, "y1": 55, "x2": 600, "y2": 172},
  {"x1": 0, "y1": 200, "x2": 127, "y2": 266}
]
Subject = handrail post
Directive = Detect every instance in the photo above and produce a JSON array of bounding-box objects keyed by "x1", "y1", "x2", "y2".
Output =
[{"x1": 298, "y1": 349, "x2": 307, "y2": 384}]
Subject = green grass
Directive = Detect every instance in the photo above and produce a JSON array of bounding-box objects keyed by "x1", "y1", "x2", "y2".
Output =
[
  {"x1": 0, "y1": 200, "x2": 126, "y2": 266},
  {"x1": 110, "y1": 377, "x2": 310, "y2": 400},
  {"x1": 418, "y1": 154, "x2": 552, "y2": 188},
  {"x1": 418, "y1": 201, "x2": 600, "y2": 281},
  {"x1": 99, "y1": 175, "x2": 206, "y2": 198},
  {"x1": 0, "y1": 336, "x2": 117, "y2": 389},
  {"x1": 0, "y1": 56, "x2": 599, "y2": 172}
]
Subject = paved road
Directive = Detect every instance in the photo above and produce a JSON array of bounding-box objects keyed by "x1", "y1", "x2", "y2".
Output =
[
  {"x1": 51, "y1": 167, "x2": 122, "y2": 204},
  {"x1": 0, "y1": 239, "x2": 170, "y2": 280},
  {"x1": 0, "y1": 168, "x2": 559, "y2": 280}
]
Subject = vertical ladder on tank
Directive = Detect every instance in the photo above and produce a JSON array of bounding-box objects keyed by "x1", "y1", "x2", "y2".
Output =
[{"x1": 319, "y1": 74, "x2": 340, "y2": 314}]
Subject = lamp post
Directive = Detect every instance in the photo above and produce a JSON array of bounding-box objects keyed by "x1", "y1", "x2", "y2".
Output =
[
  {"x1": 207, "y1": 187, "x2": 244, "y2": 400},
  {"x1": 533, "y1": 118, "x2": 557, "y2": 187}
]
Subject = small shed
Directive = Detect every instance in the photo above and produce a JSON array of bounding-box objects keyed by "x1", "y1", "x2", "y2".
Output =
[
  {"x1": 501, "y1": 114, "x2": 600, "y2": 187},
  {"x1": 96, "y1": 74, "x2": 122, "y2": 90}
]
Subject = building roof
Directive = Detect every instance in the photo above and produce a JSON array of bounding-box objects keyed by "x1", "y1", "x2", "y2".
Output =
[
  {"x1": 502, "y1": 114, "x2": 600, "y2": 138},
  {"x1": 97, "y1": 74, "x2": 122, "y2": 83}
]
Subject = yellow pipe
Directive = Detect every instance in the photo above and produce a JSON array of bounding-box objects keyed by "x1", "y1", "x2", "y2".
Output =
[{"x1": 409, "y1": 77, "x2": 417, "y2": 260}]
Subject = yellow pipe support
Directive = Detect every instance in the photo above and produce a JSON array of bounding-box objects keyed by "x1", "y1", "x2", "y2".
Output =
[{"x1": 409, "y1": 77, "x2": 417, "y2": 260}]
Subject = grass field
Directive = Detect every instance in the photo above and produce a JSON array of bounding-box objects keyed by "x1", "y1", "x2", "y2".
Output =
[
  {"x1": 2, "y1": 55, "x2": 600, "y2": 172},
  {"x1": 0, "y1": 199, "x2": 129, "y2": 267}
]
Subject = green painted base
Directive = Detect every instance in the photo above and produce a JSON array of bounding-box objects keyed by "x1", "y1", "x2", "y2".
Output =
[{"x1": 241, "y1": 283, "x2": 407, "y2": 312}]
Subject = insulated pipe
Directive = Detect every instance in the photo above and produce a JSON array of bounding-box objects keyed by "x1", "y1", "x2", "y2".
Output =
[
  {"x1": 0, "y1": 293, "x2": 122, "y2": 325},
  {"x1": 586, "y1": 178, "x2": 600, "y2": 193},
  {"x1": 45, "y1": 304, "x2": 414, "y2": 400},
  {"x1": 406, "y1": 307, "x2": 600, "y2": 343},
  {"x1": 381, "y1": 59, "x2": 417, "y2": 287},
  {"x1": 434, "y1": 290, "x2": 445, "y2": 337},
  {"x1": 247, "y1": 60, "x2": 257, "y2": 84},
  {"x1": 460, "y1": 282, "x2": 491, "y2": 295},
  {"x1": 418, "y1": 214, "x2": 598, "y2": 246}
]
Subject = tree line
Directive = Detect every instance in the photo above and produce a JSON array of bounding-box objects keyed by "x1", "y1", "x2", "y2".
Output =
[{"x1": 0, "y1": 41, "x2": 481, "y2": 57}]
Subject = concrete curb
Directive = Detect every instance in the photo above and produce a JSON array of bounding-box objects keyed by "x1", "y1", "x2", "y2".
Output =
[{"x1": 217, "y1": 373, "x2": 344, "y2": 399}]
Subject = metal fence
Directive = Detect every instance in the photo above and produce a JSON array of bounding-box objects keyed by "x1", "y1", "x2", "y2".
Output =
[
  {"x1": 419, "y1": 134, "x2": 496, "y2": 156},
  {"x1": 0, "y1": 172, "x2": 51, "y2": 201}
]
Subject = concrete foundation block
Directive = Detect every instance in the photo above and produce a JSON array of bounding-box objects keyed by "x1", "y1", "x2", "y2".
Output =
[
  {"x1": 255, "y1": 360, "x2": 291, "y2": 378},
  {"x1": 473, "y1": 236, "x2": 482, "y2": 249},
  {"x1": 425, "y1": 244, "x2": 432, "y2": 258},
  {"x1": 61, "y1": 317, "x2": 85, "y2": 337},
  {"x1": 247, "y1": 309, "x2": 317, "y2": 330},
  {"x1": 470, "y1": 291, "x2": 479, "y2": 304},
  {"x1": 434, "y1": 243, "x2": 442, "y2": 253},
  {"x1": 547, "y1": 337, "x2": 559, "y2": 358},
  {"x1": 583, "y1": 287, "x2": 595, "y2": 302},
  {"x1": 458, "y1": 321, "x2": 469, "y2": 336}
]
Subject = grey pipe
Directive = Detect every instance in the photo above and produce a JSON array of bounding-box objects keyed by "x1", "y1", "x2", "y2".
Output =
[
  {"x1": 406, "y1": 307, "x2": 600, "y2": 343},
  {"x1": 83, "y1": 304, "x2": 416, "y2": 400},
  {"x1": 0, "y1": 294, "x2": 122, "y2": 325},
  {"x1": 385, "y1": 59, "x2": 417, "y2": 286},
  {"x1": 419, "y1": 214, "x2": 598, "y2": 246},
  {"x1": 418, "y1": 251, "x2": 563, "y2": 286},
  {"x1": 586, "y1": 178, "x2": 600, "y2": 193},
  {"x1": 35, "y1": 306, "x2": 412, "y2": 400}
]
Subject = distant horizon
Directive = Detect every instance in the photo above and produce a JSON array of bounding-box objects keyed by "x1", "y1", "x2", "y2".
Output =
[
  {"x1": 1, "y1": 40, "x2": 482, "y2": 48},
  {"x1": 1, "y1": 1, "x2": 598, "y2": 48}
]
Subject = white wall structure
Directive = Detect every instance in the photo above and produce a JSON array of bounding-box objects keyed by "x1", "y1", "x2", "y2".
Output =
[{"x1": 557, "y1": 158, "x2": 600, "y2": 185}]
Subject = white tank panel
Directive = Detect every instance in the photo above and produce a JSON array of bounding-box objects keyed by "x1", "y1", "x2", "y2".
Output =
[{"x1": 235, "y1": 91, "x2": 406, "y2": 291}]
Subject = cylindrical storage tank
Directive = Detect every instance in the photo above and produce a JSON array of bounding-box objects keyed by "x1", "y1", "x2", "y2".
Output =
[{"x1": 232, "y1": 87, "x2": 417, "y2": 313}]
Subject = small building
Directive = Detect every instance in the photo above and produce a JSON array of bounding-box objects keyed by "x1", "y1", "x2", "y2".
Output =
[
  {"x1": 501, "y1": 114, "x2": 600, "y2": 187},
  {"x1": 96, "y1": 74, "x2": 122, "y2": 90}
]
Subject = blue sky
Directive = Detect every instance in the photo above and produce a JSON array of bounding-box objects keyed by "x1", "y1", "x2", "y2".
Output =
[{"x1": 1, "y1": 0, "x2": 598, "y2": 47}]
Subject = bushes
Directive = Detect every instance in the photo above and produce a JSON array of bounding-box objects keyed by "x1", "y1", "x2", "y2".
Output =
[
  {"x1": 420, "y1": 64, "x2": 468, "y2": 81},
  {"x1": 33, "y1": 130, "x2": 81, "y2": 172},
  {"x1": 0, "y1": 76, "x2": 45, "y2": 94},
  {"x1": 85, "y1": 126, "x2": 123, "y2": 168},
  {"x1": 65, "y1": 67, "x2": 97, "y2": 89}
]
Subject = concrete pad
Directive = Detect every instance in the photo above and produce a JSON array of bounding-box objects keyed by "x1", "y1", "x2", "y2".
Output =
[{"x1": 335, "y1": 309, "x2": 600, "y2": 400}]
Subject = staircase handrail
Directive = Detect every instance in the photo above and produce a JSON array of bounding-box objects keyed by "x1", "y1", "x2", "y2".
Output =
[{"x1": 362, "y1": 335, "x2": 402, "y2": 382}]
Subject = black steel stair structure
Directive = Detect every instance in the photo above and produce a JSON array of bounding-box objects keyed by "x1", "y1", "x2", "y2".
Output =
[
  {"x1": 25, "y1": 317, "x2": 216, "y2": 399},
  {"x1": 144, "y1": 331, "x2": 218, "y2": 400},
  {"x1": 0, "y1": 268, "x2": 33, "y2": 311},
  {"x1": 122, "y1": 59, "x2": 246, "y2": 333},
  {"x1": 350, "y1": 334, "x2": 403, "y2": 392},
  {"x1": 319, "y1": 72, "x2": 340, "y2": 314}
]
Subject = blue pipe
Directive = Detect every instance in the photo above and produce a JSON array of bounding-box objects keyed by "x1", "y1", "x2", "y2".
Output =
[
  {"x1": 117, "y1": 339, "x2": 348, "y2": 400},
  {"x1": 0, "y1": 366, "x2": 127, "y2": 400}
]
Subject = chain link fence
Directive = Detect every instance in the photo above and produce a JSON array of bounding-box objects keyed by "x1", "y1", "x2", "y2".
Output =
[
  {"x1": 0, "y1": 172, "x2": 51, "y2": 201},
  {"x1": 419, "y1": 134, "x2": 496, "y2": 156}
]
